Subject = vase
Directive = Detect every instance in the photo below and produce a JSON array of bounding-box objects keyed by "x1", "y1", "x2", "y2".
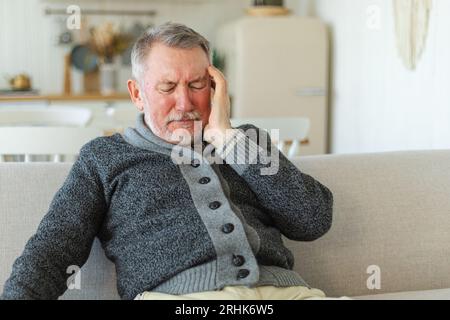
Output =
[{"x1": 99, "y1": 61, "x2": 117, "y2": 95}]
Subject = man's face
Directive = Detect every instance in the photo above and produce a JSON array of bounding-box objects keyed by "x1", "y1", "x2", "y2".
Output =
[{"x1": 135, "y1": 42, "x2": 211, "y2": 144}]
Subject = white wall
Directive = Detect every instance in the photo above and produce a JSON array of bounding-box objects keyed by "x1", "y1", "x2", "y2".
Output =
[
  {"x1": 299, "y1": 0, "x2": 450, "y2": 154},
  {"x1": 0, "y1": 0, "x2": 257, "y2": 94}
]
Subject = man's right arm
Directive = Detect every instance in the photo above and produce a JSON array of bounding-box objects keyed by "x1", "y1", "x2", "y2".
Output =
[{"x1": 1, "y1": 142, "x2": 107, "y2": 300}]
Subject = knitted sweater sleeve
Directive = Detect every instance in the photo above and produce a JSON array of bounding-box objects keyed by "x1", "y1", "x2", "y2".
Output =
[
  {"x1": 217, "y1": 125, "x2": 333, "y2": 242},
  {"x1": 1, "y1": 142, "x2": 107, "y2": 300}
]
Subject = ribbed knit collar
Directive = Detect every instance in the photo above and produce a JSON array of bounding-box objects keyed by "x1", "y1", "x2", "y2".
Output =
[{"x1": 122, "y1": 113, "x2": 207, "y2": 158}]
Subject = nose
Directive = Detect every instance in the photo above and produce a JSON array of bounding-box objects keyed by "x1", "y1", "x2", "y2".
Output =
[{"x1": 174, "y1": 86, "x2": 195, "y2": 112}]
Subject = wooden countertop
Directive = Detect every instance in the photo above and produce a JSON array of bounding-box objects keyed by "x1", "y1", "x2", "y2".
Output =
[{"x1": 0, "y1": 93, "x2": 130, "y2": 102}]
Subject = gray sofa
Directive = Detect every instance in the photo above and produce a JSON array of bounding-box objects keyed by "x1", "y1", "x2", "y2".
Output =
[{"x1": 1, "y1": 150, "x2": 450, "y2": 300}]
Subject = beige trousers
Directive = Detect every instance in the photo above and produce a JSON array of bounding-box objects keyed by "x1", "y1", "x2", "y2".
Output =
[{"x1": 135, "y1": 285, "x2": 350, "y2": 300}]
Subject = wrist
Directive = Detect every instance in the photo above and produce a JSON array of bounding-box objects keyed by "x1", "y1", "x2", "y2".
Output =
[{"x1": 208, "y1": 127, "x2": 237, "y2": 149}]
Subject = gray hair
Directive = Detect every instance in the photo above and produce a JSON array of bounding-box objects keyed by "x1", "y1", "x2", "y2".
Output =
[{"x1": 131, "y1": 22, "x2": 211, "y2": 80}]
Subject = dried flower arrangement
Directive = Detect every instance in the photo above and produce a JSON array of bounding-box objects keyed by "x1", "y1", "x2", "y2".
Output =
[{"x1": 88, "y1": 22, "x2": 133, "y2": 64}]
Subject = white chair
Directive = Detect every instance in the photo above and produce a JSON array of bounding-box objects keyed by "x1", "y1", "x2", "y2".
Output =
[
  {"x1": 0, "y1": 127, "x2": 103, "y2": 163},
  {"x1": 50, "y1": 102, "x2": 109, "y2": 128},
  {"x1": 230, "y1": 117, "x2": 310, "y2": 157},
  {"x1": 82, "y1": 103, "x2": 138, "y2": 132},
  {"x1": 105, "y1": 105, "x2": 140, "y2": 129},
  {"x1": 0, "y1": 107, "x2": 92, "y2": 127}
]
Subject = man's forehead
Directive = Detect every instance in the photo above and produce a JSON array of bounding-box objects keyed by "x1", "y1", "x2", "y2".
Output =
[{"x1": 145, "y1": 43, "x2": 210, "y2": 82}]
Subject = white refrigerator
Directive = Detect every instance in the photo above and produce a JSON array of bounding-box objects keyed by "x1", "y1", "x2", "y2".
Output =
[{"x1": 216, "y1": 16, "x2": 330, "y2": 155}]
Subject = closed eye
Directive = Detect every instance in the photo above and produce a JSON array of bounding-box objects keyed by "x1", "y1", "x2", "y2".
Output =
[
  {"x1": 189, "y1": 80, "x2": 207, "y2": 90},
  {"x1": 159, "y1": 84, "x2": 176, "y2": 93}
]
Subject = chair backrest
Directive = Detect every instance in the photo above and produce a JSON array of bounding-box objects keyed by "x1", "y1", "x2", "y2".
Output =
[
  {"x1": 105, "y1": 105, "x2": 140, "y2": 129},
  {"x1": 0, "y1": 127, "x2": 103, "y2": 162},
  {"x1": 0, "y1": 107, "x2": 92, "y2": 127},
  {"x1": 231, "y1": 117, "x2": 310, "y2": 157}
]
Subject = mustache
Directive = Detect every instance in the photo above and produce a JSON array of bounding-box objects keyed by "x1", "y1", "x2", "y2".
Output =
[{"x1": 166, "y1": 111, "x2": 202, "y2": 124}]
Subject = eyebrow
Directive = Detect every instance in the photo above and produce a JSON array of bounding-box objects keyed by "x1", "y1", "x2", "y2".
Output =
[
  {"x1": 157, "y1": 75, "x2": 208, "y2": 85},
  {"x1": 189, "y1": 75, "x2": 208, "y2": 83}
]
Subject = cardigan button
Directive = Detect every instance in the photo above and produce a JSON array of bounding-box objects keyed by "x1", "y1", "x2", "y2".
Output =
[
  {"x1": 199, "y1": 177, "x2": 211, "y2": 184},
  {"x1": 237, "y1": 269, "x2": 250, "y2": 279},
  {"x1": 209, "y1": 201, "x2": 222, "y2": 210},
  {"x1": 191, "y1": 159, "x2": 200, "y2": 168},
  {"x1": 221, "y1": 223, "x2": 234, "y2": 234},
  {"x1": 232, "y1": 255, "x2": 245, "y2": 267}
]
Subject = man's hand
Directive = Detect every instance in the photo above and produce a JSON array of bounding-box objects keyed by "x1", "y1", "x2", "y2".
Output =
[{"x1": 203, "y1": 65, "x2": 235, "y2": 149}]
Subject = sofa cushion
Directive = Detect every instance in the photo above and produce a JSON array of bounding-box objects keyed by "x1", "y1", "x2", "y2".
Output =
[
  {"x1": 286, "y1": 150, "x2": 450, "y2": 297},
  {"x1": 1, "y1": 150, "x2": 450, "y2": 299}
]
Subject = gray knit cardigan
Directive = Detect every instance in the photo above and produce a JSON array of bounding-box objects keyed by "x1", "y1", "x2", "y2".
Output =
[{"x1": 2, "y1": 114, "x2": 333, "y2": 300}]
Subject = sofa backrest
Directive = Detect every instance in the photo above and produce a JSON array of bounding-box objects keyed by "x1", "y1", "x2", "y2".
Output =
[
  {"x1": 1, "y1": 150, "x2": 449, "y2": 299},
  {"x1": 289, "y1": 150, "x2": 450, "y2": 297},
  {"x1": 0, "y1": 163, "x2": 119, "y2": 300}
]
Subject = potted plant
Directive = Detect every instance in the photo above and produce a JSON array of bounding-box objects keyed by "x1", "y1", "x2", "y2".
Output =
[
  {"x1": 253, "y1": 0, "x2": 284, "y2": 6},
  {"x1": 248, "y1": 0, "x2": 290, "y2": 16}
]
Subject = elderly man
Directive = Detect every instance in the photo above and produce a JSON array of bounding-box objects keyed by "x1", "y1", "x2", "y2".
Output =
[{"x1": 2, "y1": 22, "x2": 334, "y2": 300}]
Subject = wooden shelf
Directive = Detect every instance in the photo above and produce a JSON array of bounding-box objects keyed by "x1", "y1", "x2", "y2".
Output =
[{"x1": 0, "y1": 93, "x2": 130, "y2": 102}]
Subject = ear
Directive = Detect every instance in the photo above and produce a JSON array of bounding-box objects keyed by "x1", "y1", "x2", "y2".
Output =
[{"x1": 127, "y1": 79, "x2": 145, "y2": 112}]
